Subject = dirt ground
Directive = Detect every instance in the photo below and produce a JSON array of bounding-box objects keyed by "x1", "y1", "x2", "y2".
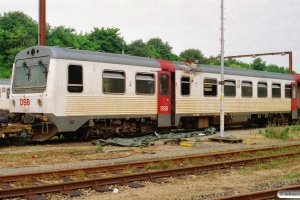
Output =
[
  {"x1": 0, "y1": 129, "x2": 292, "y2": 169},
  {"x1": 2, "y1": 128, "x2": 300, "y2": 199}
]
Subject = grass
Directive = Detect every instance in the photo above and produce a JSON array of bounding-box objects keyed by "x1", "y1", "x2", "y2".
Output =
[
  {"x1": 96, "y1": 145, "x2": 103, "y2": 151},
  {"x1": 43, "y1": 173, "x2": 61, "y2": 183},
  {"x1": 160, "y1": 160, "x2": 175, "y2": 169},
  {"x1": 15, "y1": 177, "x2": 32, "y2": 187},
  {"x1": 285, "y1": 172, "x2": 300, "y2": 179},
  {"x1": 238, "y1": 157, "x2": 291, "y2": 175},
  {"x1": 73, "y1": 170, "x2": 86, "y2": 180},
  {"x1": 145, "y1": 162, "x2": 161, "y2": 170},
  {"x1": 123, "y1": 166, "x2": 138, "y2": 173},
  {"x1": 183, "y1": 157, "x2": 192, "y2": 165},
  {"x1": 258, "y1": 123, "x2": 300, "y2": 140}
]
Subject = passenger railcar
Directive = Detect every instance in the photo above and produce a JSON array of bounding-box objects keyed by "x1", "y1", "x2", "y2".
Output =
[
  {"x1": 1, "y1": 46, "x2": 300, "y2": 145},
  {"x1": 0, "y1": 78, "x2": 10, "y2": 112}
]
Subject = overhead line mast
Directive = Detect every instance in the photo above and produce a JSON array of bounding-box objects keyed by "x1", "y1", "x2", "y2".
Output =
[
  {"x1": 38, "y1": 0, "x2": 46, "y2": 46},
  {"x1": 220, "y1": 0, "x2": 225, "y2": 137}
]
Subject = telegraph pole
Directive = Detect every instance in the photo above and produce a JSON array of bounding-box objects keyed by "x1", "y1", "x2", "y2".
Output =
[
  {"x1": 220, "y1": 0, "x2": 225, "y2": 137},
  {"x1": 39, "y1": 0, "x2": 46, "y2": 46}
]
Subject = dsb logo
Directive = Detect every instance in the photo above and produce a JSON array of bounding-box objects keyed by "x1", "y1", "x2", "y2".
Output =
[{"x1": 20, "y1": 99, "x2": 30, "y2": 106}]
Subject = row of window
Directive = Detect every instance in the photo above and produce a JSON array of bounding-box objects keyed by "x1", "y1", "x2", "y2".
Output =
[
  {"x1": 196, "y1": 78, "x2": 291, "y2": 98},
  {"x1": 68, "y1": 65, "x2": 156, "y2": 95},
  {"x1": 68, "y1": 65, "x2": 292, "y2": 98}
]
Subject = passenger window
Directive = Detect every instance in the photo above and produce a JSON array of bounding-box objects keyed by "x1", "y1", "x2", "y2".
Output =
[
  {"x1": 160, "y1": 74, "x2": 169, "y2": 96},
  {"x1": 224, "y1": 80, "x2": 236, "y2": 97},
  {"x1": 1, "y1": 87, "x2": 5, "y2": 93},
  {"x1": 242, "y1": 81, "x2": 252, "y2": 97},
  {"x1": 181, "y1": 76, "x2": 190, "y2": 96},
  {"x1": 6, "y1": 88, "x2": 10, "y2": 99},
  {"x1": 136, "y1": 73, "x2": 155, "y2": 95},
  {"x1": 204, "y1": 78, "x2": 217, "y2": 96},
  {"x1": 272, "y1": 83, "x2": 281, "y2": 98},
  {"x1": 257, "y1": 82, "x2": 267, "y2": 98},
  {"x1": 103, "y1": 71, "x2": 125, "y2": 94},
  {"x1": 285, "y1": 84, "x2": 291, "y2": 98},
  {"x1": 68, "y1": 65, "x2": 83, "y2": 93}
]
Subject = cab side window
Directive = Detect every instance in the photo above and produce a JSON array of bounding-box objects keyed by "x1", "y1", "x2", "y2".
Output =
[
  {"x1": 68, "y1": 65, "x2": 83, "y2": 93},
  {"x1": 181, "y1": 76, "x2": 190, "y2": 96}
]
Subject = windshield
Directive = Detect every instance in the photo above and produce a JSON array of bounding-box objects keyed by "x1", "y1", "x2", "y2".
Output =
[{"x1": 13, "y1": 57, "x2": 49, "y2": 94}]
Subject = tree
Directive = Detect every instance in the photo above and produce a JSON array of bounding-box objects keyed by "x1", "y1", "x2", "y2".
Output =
[
  {"x1": 88, "y1": 27, "x2": 124, "y2": 53},
  {"x1": 168, "y1": 53, "x2": 180, "y2": 61},
  {"x1": 47, "y1": 26, "x2": 79, "y2": 48},
  {"x1": 179, "y1": 49, "x2": 204, "y2": 62},
  {"x1": 251, "y1": 58, "x2": 266, "y2": 71},
  {"x1": 146, "y1": 38, "x2": 172, "y2": 60},
  {"x1": 0, "y1": 11, "x2": 38, "y2": 69},
  {"x1": 147, "y1": 44, "x2": 162, "y2": 59},
  {"x1": 126, "y1": 39, "x2": 151, "y2": 57}
]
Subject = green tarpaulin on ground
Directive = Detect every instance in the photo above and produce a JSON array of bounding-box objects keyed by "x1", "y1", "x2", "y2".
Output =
[{"x1": 92, "y1": 127, "x2": 216, "y2": 147}]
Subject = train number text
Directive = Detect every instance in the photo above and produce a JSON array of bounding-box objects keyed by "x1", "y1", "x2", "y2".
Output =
[{"x1": 160, "y1": 106, "x2": 168, "y2": 112}]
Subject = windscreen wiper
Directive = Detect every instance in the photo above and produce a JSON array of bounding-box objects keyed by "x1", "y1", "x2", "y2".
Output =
[
  {"x1": 38, "y1": 59, "x2": 48, "y2": 79},
  {"x1": 22, "y1": 61, "x2": 31, "y2": 81}
]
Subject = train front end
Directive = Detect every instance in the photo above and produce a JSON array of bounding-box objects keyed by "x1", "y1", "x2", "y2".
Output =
[{"x1": 1, "y1": 47, "x2": 57, "y2": 145}]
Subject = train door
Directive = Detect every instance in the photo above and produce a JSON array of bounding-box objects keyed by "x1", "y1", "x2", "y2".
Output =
[
  {"x1": 294, "y1": 82, "x2": 300, "y2": 118},
  {"x1": 157, "y1": 71, "x2": 175, "y2": 127}
]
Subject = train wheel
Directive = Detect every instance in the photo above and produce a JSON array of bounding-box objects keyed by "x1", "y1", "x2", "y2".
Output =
[
  {"x1": 0, "y1": 138, "x2": 7, "y2": 145},
  {"x1": 9, "y1": 130, "x2": 32, "y2": 146},
  {"x1": 62, "y1": 132, "x2": 76, "y2": 141}
]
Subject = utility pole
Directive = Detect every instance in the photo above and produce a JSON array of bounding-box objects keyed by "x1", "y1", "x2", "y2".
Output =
[
  {"x1": 220, "y1": 0, "x2": 225, "y2": 137},
  {"x1": 39, "y1": 0, "x2": 46, "y2": 46}
]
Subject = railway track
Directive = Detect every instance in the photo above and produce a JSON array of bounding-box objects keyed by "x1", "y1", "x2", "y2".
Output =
[
  {"x1": 0, "y1": 144, "x2": 300, "y2": 199},
  {"x1": 211, "y1": 184, "x2": 300, "y2": 200}
]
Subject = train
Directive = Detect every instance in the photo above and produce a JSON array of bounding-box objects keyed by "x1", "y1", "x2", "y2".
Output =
[
  {"x1": 0, "y1": 46, "x2": 300, "y2": 145},
  {"x1": 0, "y1": 78, "x2": 10, "y2": 112}
]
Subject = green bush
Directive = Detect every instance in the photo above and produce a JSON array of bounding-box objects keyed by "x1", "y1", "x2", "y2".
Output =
[{"x1": 260, "y1": 123, "x2": 300, "y2": 140}]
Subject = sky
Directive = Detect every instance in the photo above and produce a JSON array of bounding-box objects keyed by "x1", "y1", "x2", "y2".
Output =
[{"x1": 1, "y1": 0, "x2": 300, "y2": 72}]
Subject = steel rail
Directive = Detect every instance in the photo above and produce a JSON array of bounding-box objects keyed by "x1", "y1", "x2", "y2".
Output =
[
  {"x1": 210, "y1": 185, "x2": 300, "y2": 200},
  {"x1": 0, "y1": 143, "x2": 299, "y2": 183},
  {"x1": 0, "y1": 151, "x2": 299, "y2": 198}
]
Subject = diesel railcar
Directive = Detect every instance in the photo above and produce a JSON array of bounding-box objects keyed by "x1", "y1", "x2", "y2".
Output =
[
  {"x1": 0, "y1": 78, "x2": 10, "y2": 112},
  {"x1": 1, "y1": 46, "x2": 300, "y2": 145}
]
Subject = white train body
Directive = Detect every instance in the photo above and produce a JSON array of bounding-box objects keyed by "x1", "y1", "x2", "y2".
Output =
[
  {"x1": 3, "y1": 46, "x2": 300, "y2": 143},
  {"x1": 0, "y1": 79, "x2": 10, "y2": 112}
]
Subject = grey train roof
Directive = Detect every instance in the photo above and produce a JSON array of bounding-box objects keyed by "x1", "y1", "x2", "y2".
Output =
[
  {"x1": 15, "y1": 46, "x2": 161, "y2": 68},
  {"x1": 0, "y1": 78, "x2": 10, "y2": 85},
  {"x1": 15, "y1": 46, "x2": 294, "y2": 81},
  {"x1": 197, "y1": 65, "x2": 294, "y2": 80}
]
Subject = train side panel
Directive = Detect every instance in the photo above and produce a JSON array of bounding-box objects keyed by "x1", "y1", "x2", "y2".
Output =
[{"x1": 42, "y1": 58, "x2": 158, "y2": 132}]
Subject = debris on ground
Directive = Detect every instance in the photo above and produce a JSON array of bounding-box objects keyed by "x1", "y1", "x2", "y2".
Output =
[{"x1": 92, "y1": 131, "x2": 212, "y2": 147}]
